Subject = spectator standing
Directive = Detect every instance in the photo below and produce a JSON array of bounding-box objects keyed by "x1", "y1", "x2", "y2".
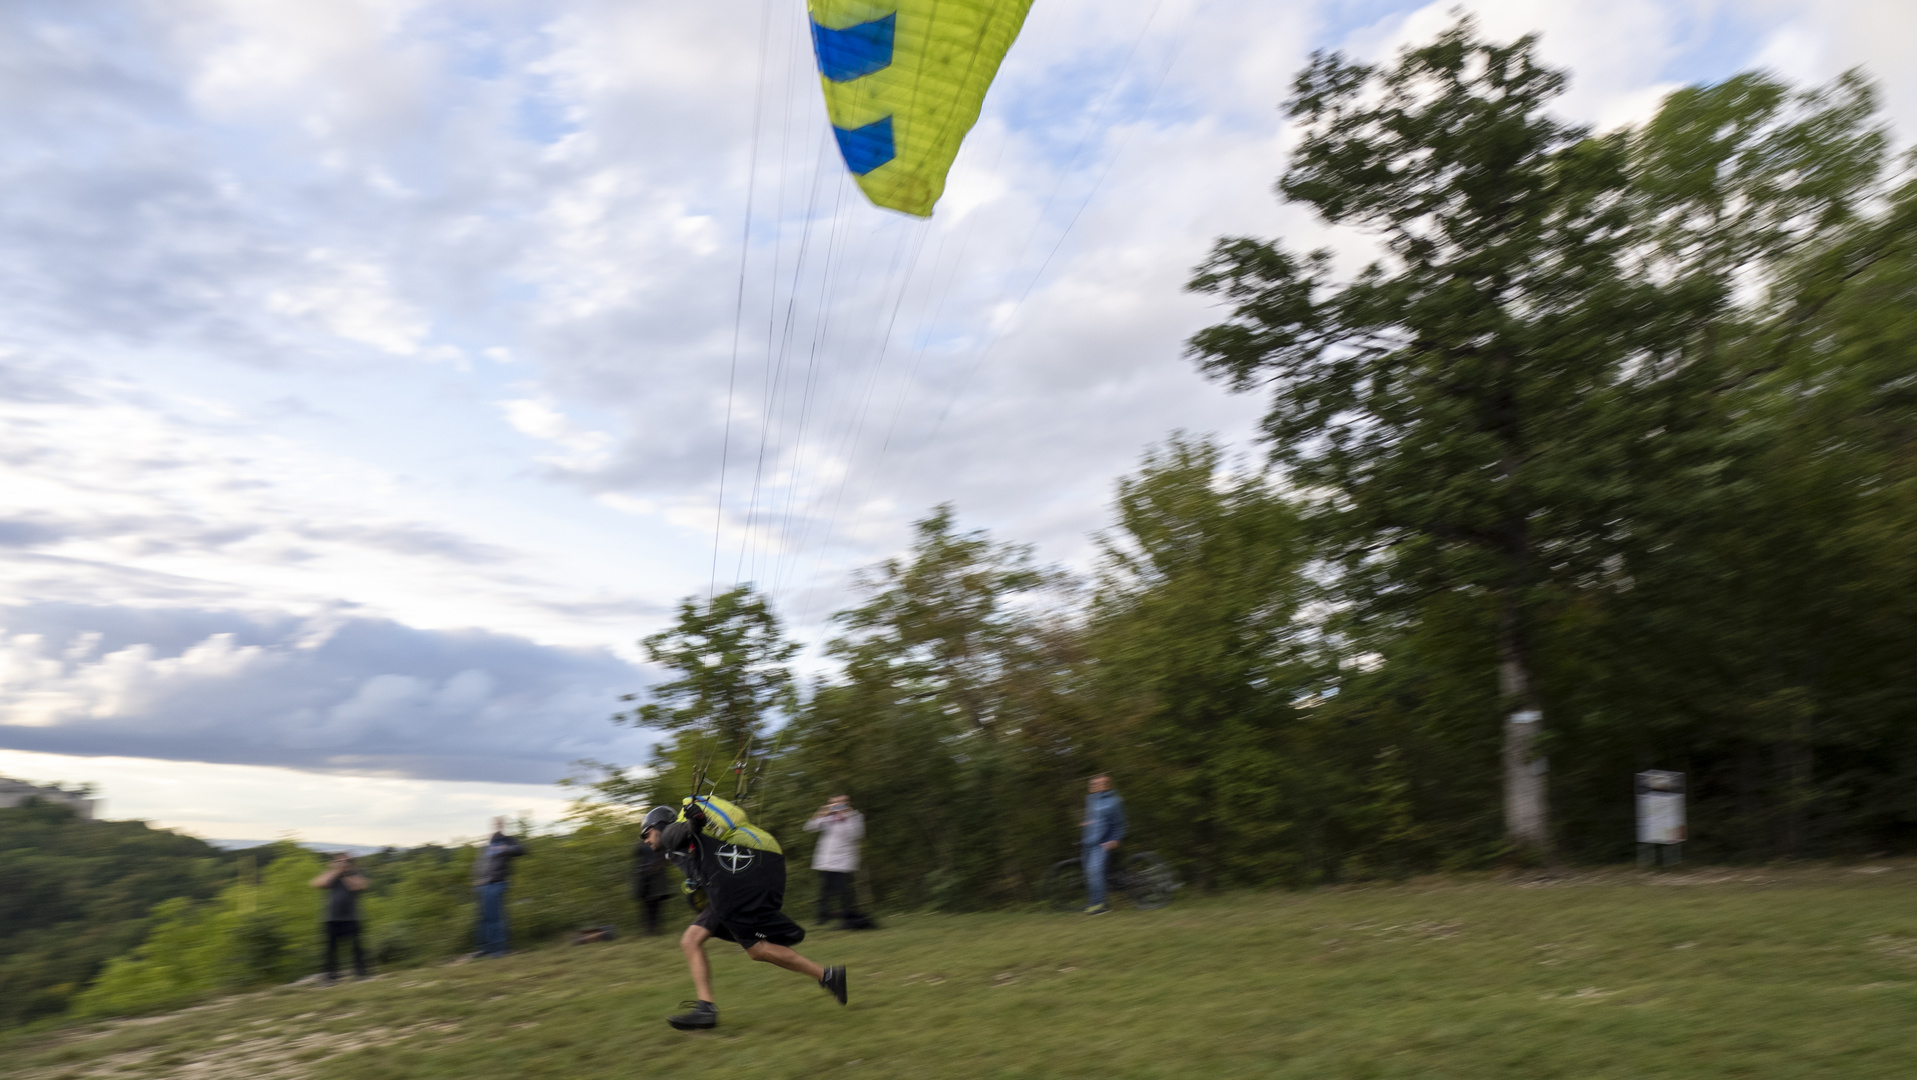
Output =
[
  {"x1": 308, "y1": 853, "x2": 369, "y2": 981},
  {"x1": 472, "y1": 817, "x2": 526, "y2": 958},
  {"x1": 803, "y1": 795, "x2": 866, "y2": 928},
  {"x1": 1080, "y1": 775, "x2": 1126, "y2": 915},
  {"x1": 632, "y1": 818, "x2": 675, "y2": 936}
]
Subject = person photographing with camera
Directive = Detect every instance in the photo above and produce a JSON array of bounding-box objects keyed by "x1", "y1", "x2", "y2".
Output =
[
  {"x1": 803, "y1": 794, "x2": 868, "y2": 929},
  {"x1": 641, "y1": 795, "x2": 847, "y2": 1031},
  {"x1": 309, "y1": 852, "x2": 370, "y2": 981}
]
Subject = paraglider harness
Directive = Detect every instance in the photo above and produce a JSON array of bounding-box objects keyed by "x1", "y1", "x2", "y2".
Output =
[
  {"x1": 656, "y1": 788, "x2": 807, "y2": 952},
  {"x1": 662, "y1": 741, "x2": 786, "y2": 914},
  {"x1": 667, "y1": 849, "x2": 707, "y2": 911},
  {"x1": 667, "y1": 794, "x2": 784, "y2": 912}
]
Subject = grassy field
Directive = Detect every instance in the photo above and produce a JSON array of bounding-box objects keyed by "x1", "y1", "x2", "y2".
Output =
[{"x1": 6, "y1": 863, "x2": 1917, "y2": 1079}]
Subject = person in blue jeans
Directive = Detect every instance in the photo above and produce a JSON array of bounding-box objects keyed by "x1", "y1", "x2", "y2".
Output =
[
  {"x1": 472, "y1": 817, "x2": 526, "y2": 958},
  {"x1": 1081, "y1": 775, "x2": 1126, "y2": 914}
]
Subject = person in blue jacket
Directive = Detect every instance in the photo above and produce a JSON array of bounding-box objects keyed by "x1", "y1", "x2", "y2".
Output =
[
  {"x1": 471, "y1": 817, "x2": 526, "y2": 958},
  {"x1": 1080, "y1": 774, "x2": 1126, "y2": 914}
]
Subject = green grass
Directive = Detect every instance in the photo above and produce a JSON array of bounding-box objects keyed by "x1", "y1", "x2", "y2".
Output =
[{"x1": 8, "y1": 863, "x2": 1917, "y2": 1079}]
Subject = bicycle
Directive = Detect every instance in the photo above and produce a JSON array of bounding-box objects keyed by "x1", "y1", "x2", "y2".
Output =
[{"x1": 1039, "y1": 848, "x2": 1179, "y2": 912}]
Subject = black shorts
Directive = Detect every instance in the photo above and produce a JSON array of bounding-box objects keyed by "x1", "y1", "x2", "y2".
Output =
[{"x1": 693, "y1": 894, "x2": 807, "y2": 950}]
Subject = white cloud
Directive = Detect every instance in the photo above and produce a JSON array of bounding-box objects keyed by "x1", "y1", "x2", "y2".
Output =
[
  {"x1": 175, "y1": 0, "x2": 435, "y2": 141},
  {"x1": 0, "y1": 364, "x2": 663, "y2": 648},
  {"x1": 1747, "y1": 0, "x2": 1917, "y2": 141},
  {"x1": 499, "y1": 395, "x2": 614, "y2": 469},
  {"x1": 0, "y1": 604, "x2": 647, "y2": 782},
  {"x1": 0, "y1": 631, "x2": 280, "y2": 729},
  {"x1": 267, "y1": 249, "x2": 434, "y2": 356},
  {"x1": 1342, "y1": 0, "x2": 1682, "y2": 126}
]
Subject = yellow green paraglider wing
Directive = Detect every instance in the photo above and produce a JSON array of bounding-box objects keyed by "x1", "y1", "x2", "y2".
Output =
[{"x1": 807, "y1": 0, "x2": 1034, "y2": 217}]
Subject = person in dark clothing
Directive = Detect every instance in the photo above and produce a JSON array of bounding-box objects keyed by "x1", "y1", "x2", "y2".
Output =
[
  {"x1": 471, "y1": 817, "x2": 527, "y2": 958},
  {"x1": 631, "y1": 826, "x2": 674, "y2": 936},
  {"x1": 309, "y1": 853, "x2": 369, "y2": 981},
  {"x1": 641, "y1": 799, "x2": 846, "y2": 1031}
]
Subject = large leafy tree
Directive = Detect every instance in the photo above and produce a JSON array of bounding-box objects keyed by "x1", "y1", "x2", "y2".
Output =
[
  {"x1": 826, "y1": 504, "x2": 1055, "y2": 735},
  {"x1": 793, "y1": 507, "x2": 1080, "y2": 908},
  {"x1": 616, "y1": 584, "x2": 798, "y2": 757},
  {"x1": 1552, "y1": 164, "x2": 1917, "y2": 858},
  {"x1": 1186, "y1": 22, "x2": 1886, "y2": 856},
  {"x1": 1086, "y1": 435, "x2": 1315, "y2": 883}
]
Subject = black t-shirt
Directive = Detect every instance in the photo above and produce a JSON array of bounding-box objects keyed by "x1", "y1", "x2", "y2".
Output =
[
  {"x1": 658, "y1": 819, "x2": 787, "y2": 914},
  {"x1": 325, "y1": 877, "x2": 360, "y2": 922}
]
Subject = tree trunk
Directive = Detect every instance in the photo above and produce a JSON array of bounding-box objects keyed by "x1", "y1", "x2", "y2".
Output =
[{"x1": 1498, "y1": 596, "x2": 1551, "y2": 859}]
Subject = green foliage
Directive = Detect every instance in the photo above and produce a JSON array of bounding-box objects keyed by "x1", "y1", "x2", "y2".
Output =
[
  {"x1": 509, "y1": 803, "x2": 649, "y2": 942},
  {"x1": 67, "y1": 803, "x2": 651, "y2": 1022},
  {"x1": 1536, "y1": 166, "x2": 1917, "y2": 861},
  {"x1": 353, "y1": 845, "x2": 474, "y2": 969},
  {"x1": 0, "y1": 800, "x2": 238, "y2": 1028},
  {"x1": 1186, "y1": 18, "x2": 1905, "y2": 856},
  {"x1": 617, "y1": 584, "x2": 798, "y2": 752},
  {"x1": 1083, "y1": 435, "x2": 1314, "y2": 885},
  {"x1": 72, "y1": 843, "x2": 325, "y2": 1017},
  {"x1": 781, "y1": 506, "x2": 1084, "y2": 910}
]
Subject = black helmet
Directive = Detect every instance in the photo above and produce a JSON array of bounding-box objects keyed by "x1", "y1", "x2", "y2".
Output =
[{"x1": 641, "y1": 805, "x2": 676, "y2": 835}]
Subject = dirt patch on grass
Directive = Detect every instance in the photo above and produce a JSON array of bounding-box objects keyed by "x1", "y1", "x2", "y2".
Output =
[
  {"x1": 1868, "y1": 935, "x2": 1917, "y2": 961},
  {"x1": 17, "y1": 1019, "x2": 461, "y2": 1080}
]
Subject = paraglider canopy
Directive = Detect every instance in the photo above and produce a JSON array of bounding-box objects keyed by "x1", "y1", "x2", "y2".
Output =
[{"x1": 807, "y1": 0, "x2": 1035, "y2": 217}]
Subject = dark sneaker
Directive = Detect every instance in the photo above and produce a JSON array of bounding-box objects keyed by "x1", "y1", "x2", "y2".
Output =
[
  {"x1": 667, "y1": 1000, "x2": 718, "y2": 1030},
  {"x1": 819, "y1": 965, "x2": 848, "y2": 1005}
]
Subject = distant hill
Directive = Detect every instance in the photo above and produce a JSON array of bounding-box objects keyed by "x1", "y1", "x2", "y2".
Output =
[
  {"x1": 0, "y1": 776, "x2": 96, "y2": 818},
  {"x1": 207, "y1": 839, "x2": 390, "y2": 857},
  {"x1": 0, "y1": 799, "x2": 256, "y2": 1028}
]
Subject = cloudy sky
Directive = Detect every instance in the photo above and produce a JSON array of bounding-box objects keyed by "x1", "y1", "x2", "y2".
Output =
[{"x1": 0, "y1": 0, "x2": 1909, "y2": 846}]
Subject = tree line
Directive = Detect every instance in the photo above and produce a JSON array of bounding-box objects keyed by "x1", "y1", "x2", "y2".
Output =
[
  {"x1": 0, "y1": 799, "x2": 244, "y2": 1027},
  {"x1": 598, "y1": 21, "x2": 1917, "y2": 906},
  {"x1": 0, "y1": 802, "x2": 644, "y2": 1027}
]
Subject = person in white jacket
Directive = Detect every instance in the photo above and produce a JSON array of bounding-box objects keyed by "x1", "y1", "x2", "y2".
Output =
[{"x1": 803, "y1": 795, "x2": 866, "y2": 928}]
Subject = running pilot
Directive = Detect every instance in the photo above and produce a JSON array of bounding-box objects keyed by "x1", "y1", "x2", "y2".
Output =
[{"x1": 641, "y1": 796, "x2": 847, "y2": 1030}]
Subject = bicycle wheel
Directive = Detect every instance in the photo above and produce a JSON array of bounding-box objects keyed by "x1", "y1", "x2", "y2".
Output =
[
  {"x1": 1122, "y1": 851, "x2": 1177, "y2": 910},
  {"x1": 1038, "y1": 857, "x2": 1088, "y2": 912}
]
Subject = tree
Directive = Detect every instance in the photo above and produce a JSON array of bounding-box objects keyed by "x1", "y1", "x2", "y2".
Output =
[
  {"x1": 616, "y1": 583, "x2": 798, "y2": 755},
  {"x1": 1546, "y1": 159, "x2": 1917, "y2": 859},
  {"x1": 826, "y1": 505, "x2": 1055, "y2": 735},
  {"x1": 1086, "y1": 435, "x2": 1315, "y2": 884},
  {"x1": 1185, "y1": 21, "x2": 1888, "y2": 857},
  {"x1": 792, "y1": 506, "x2": 1080, "y2": 908}
]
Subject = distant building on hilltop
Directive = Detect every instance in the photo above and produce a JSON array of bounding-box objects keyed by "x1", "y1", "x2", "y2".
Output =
[{"x1": 0, "y1": 776, "x2": 96, "y2": 819}]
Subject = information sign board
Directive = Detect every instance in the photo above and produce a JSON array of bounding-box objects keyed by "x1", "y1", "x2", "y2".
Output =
[{"x1": 1635, "y1": 770, "x2": 1685, "y2": 845}]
